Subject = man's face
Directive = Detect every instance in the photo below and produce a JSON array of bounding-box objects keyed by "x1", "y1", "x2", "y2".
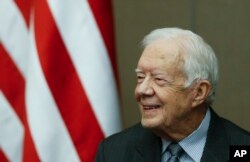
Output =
[{"x1": 135, "y1": 39, "x2": 196, "y2": 130}]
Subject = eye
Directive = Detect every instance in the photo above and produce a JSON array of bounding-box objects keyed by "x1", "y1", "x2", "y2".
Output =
[
  {"x1": 155, "y1": 77, "x2": 167, "y2": 85},
  {"x1": 136, "y1": 75, "x2": 145, "y2": 83},
  {"x1": 155, "y1": 78, "x2": 163, "y2": 81}
]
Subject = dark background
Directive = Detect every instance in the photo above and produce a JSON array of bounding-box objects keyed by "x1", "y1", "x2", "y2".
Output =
[{"x1": 112, "y1": 0, "x2": 250, "y2": 131}]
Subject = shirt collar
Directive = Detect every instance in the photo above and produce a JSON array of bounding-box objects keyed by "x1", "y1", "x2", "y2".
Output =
[{"x1": 161, "y1": 108, "x2": 211, "y2": 162}]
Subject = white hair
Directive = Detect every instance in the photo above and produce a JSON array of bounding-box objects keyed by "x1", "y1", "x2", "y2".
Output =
[{"x1": 142, "y1": 27, "x2": 219, "y2": 105}]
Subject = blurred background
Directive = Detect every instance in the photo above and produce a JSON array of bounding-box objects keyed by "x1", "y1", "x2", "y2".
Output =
[
  {"x1": 112, "y1": 0, "x2": 250, "y2": 131},
  {"x1": 1, "y1": 1, "x2": 250, "y2": 161}
]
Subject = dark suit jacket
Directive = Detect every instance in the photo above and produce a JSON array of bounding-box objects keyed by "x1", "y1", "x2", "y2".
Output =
[{"x1": 95, "y1": 109, "x2": 250, "y2": 162}]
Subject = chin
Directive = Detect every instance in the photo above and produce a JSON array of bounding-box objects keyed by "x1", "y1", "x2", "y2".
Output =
[{"x1": 141, "y1": 117, "x2": 162, "y2": 129}]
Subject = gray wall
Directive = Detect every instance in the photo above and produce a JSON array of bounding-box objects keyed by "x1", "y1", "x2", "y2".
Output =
[{"x1": 112, "y1": 0, "x2": 250, "y2": 131}]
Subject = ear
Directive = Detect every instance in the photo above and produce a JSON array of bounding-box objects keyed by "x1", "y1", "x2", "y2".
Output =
[{"x1": 191, "y1": 80, "x2": 212, "y2": 107}]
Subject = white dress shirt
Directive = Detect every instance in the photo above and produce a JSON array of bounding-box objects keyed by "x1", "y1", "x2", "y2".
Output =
[{"x1": 161, "y1": 109, "x2": 211, "y2": 162}]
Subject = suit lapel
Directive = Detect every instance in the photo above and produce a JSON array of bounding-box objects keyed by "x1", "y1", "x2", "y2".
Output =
[
  {"x1": 132, "y1": 126, "x2": 162, "y2": 162},
  {"x1": 201, "y1": 109, "x2": 229, "y2": 162}
]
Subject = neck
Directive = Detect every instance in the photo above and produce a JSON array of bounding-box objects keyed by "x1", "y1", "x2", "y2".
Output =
[{"x1": 154, "y1": 105, "x2": 208, "y2": 141}]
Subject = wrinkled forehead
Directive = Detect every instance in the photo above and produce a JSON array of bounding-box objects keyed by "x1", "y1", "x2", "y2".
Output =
[{"x1": 137, "y1": 39, "x2": 185, "y2": 71}]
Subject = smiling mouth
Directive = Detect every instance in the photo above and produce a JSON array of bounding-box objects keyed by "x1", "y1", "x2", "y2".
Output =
[{"x1": 143, "y1": 105, "x2": 161, "y2": 110}]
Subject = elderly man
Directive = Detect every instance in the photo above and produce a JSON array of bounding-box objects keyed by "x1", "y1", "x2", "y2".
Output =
[{"x1": 95, "y1": 28, "x2": 250, "y2": 162}]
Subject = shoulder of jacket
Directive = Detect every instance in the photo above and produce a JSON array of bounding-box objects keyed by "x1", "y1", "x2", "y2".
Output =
[
  {"x1": 221, "y1": 117, "x2": 250, "y2": 144},
  {"x1": 104, "y1": 123, "x2": 144, "y2": 142}
]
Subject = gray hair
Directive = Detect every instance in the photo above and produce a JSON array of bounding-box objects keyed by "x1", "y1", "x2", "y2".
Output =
[{"x1": 142, "y1": 27, "x2": 219, "y2": 105}]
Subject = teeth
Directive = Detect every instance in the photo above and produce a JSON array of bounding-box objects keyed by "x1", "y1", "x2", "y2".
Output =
[{"x1": 144, "y1": 105, "x2": 160, "y2": 110}]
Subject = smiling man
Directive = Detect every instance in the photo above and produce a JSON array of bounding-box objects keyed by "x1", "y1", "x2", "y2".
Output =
[{"x1": 95, "y1": 28, "x2": 250, "y2": 162}]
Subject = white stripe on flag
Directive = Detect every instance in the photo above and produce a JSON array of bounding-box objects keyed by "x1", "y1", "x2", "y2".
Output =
[
  {"x1": 25, "y1": 16, "x2": 80, "y2": 162},
  {"x1": 48, "y1": 0, "x2": 121, "y2": 137},
  {"x1": 0, "y1": 0, "x2": 29, "y2": 77},
  {"x1": 0, "y1": 91, "x2": 24, "y2": 162}
]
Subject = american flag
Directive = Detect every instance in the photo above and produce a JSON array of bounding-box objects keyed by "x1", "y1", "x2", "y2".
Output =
[{"x1": 0, "y1": 0, "x2": 121, "y2": 161}]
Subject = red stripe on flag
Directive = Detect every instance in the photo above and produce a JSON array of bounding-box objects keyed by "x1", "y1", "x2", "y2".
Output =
[
  {"x1": 0, "y1": 44, "x2": 40, "y2": 162},
  {"x1": 0, "y1": 44, "x2": 25, "y2": 123},
  {"x1": 0, "y1": 150, "x2": 9, "y2": 162},
  {"x1": 33, "y1": 1, "x2": 104, "y2": 161},
  {"x1": 14, "y1": 0, "x2": 32, "y2": 27},
  {"x1": 88, "y1": 0, "x2": 119, "y2": 83}
]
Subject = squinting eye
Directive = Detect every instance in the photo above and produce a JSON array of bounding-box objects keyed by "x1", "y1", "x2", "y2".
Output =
[
  {"x1": 137, "y1": 76, "x2": 145, "y2": 83},
  {"x1": 156, "y1": 78, "x2": 163, "y2": 81},
  {"x1": 155, "y1": 78, "x2": 164, "y2": 82},
  {"x1": 155, "y1": 78, "x2": 167, "y2": 85}
]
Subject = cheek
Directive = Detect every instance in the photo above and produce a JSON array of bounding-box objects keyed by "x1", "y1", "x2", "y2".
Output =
[
  {"x1": 159, "y1": 91, "x2": 183, "y2": 114},
  {"x1": 156, "y1": 88, "x2": 175, "y2": 103}
]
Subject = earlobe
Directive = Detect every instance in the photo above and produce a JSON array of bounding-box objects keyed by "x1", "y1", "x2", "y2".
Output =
[{"x1": 192, "y1": 80, "x2": 212, "y2": 107}]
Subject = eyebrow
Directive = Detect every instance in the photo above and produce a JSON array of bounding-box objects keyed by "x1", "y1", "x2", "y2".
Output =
[
  {"x1": 135, "y1": 69, "x2": 168, "y2": 79},
  {"x1": 135, "y1": 69, "x2": 143, "y2": 73},
  {"x1": 135, "y1": 68, "x2": 167, "y2": 75}
]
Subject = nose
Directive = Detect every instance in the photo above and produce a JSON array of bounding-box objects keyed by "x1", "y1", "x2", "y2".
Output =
[{"x1": 135, "y1": 78, "x2": 154, "y2": 97}]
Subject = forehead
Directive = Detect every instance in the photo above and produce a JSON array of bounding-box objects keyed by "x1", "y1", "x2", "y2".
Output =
[{"x1": 137, "y1": 39, "x2": 184, "y2": 72}]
